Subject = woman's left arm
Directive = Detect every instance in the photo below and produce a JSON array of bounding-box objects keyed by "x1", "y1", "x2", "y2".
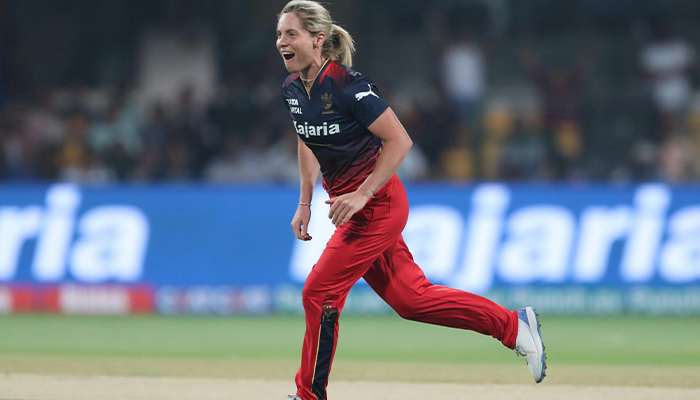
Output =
[{"x1": 326, "y1": 107, "x2": 413, "y2": 226}]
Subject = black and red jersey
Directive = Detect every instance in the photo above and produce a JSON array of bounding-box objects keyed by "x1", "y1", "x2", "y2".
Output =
[{"x1": 282, "y1": 60, "x2": 389, "y2": 196}]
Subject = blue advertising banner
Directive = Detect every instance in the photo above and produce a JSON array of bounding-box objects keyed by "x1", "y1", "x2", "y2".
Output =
[{"x1": 1, "y1": 182, "x2": 699, "y2": 315}]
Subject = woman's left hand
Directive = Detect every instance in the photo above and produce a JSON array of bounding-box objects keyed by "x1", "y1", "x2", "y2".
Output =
[{"x1": 325, "y1": 189, "x2": 373, "y2": 227}]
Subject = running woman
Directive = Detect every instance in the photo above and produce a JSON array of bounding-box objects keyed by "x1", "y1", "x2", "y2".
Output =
[{"x1": 276, "y1": 2, "x2": 546, "y2": 399}]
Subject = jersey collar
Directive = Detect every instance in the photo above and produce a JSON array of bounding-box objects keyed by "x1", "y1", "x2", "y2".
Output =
[{"x1": 302, "y1": 58, "x2": 331, "y2": 99}]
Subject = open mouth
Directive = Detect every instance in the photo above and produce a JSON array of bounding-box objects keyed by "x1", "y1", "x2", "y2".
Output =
[{"x1": 282, "y1": 51, "x2": 295, "y2": 61}]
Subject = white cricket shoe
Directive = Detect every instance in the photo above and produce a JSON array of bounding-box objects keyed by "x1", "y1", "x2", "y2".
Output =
[
  {"x1": 287, "y1": 395, "x2": 301, "y2": 400},
  {"x1": 514, "y1": 306, "x2": 547, "y2": 383}
]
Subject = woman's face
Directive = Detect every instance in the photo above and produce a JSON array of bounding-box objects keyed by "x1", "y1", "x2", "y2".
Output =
[{"x1": 276, "y1": 12, "x2": 321, "y2": 73}]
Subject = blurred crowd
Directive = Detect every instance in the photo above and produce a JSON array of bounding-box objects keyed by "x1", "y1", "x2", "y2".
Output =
[
  {"x1": 429, "y1": 17, "x2": 700, "y2": 183},
  {"x1": 1, "y1": 10, "x2": 699, "y2": 184},
  {"x1": 0, "y1": 79, "x2": 303, "y2": 183}
]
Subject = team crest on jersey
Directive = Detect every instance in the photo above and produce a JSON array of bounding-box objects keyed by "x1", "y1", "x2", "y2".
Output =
[{"x1": 321, "y1": 92, "x2": 334, "y2": 114}]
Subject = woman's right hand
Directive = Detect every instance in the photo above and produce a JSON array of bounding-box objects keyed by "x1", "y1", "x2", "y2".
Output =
[{"x1": 291, "y1": 205, "x2": 312, "y2": 241}]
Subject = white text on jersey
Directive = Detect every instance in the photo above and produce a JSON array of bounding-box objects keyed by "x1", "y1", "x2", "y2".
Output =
[
  {"x1": 286, "y1": 99, "x2": 302, "y2": 114},
  {"x1": 294, "y1": 121, "x2": 340, "y2": 138}
]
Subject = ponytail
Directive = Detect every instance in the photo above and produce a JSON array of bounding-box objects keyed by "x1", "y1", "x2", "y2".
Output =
[
  {"x1": 280, "y1": 1, "x2": 356, "y2": 67},
  {"x1": 326, "y1": 24, "x2": 355, "y2": 68}
]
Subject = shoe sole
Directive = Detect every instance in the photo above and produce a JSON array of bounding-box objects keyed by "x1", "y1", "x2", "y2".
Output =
[{"x1": 526, "y1": 306, "x2": 547, "y2": 383}]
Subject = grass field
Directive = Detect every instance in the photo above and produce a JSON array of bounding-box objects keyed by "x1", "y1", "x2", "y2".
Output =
[{"x1": 0, "y1": 314, "x2": 699, "y2": 399}]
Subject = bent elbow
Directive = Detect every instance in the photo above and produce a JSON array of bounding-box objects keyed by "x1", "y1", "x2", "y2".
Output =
[
  {"x1": 384, "y1": 135, "x2": 413, "y2": 155},
  {"x1": 402, "y1": 137, "x2": 413, "y2": 154}
]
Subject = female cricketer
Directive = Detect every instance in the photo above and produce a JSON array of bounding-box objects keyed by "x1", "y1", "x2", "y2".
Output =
[{"x1": 276, "y1": 2, "x2": 546, "y2": 399}]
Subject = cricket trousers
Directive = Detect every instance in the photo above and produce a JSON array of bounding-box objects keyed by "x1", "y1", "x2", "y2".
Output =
[{"x1": 295, "y1": 175, "x2": 518, "y2": 400}]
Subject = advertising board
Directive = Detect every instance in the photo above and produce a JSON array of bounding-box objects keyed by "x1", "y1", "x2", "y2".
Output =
[{"x1": 0, "y1": 182, "x2": 698, "y2": 315}]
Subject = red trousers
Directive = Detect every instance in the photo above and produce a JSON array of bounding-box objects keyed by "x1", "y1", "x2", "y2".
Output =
[{"x1": 295, "y1": 175, "x2": 518, "y2": 400}]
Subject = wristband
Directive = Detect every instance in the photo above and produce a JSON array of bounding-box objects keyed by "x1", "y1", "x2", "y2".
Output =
[
  {"x1": 359, "y1": 186, "x2": 375, "y2": 198},
  {"x1": 298, "y1": 202, "x2": 311, "y2": 207}
]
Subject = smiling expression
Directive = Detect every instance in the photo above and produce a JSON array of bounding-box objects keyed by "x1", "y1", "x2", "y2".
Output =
[{"x1": 276, "y1": 12, "x2": 325, "y2": 74}]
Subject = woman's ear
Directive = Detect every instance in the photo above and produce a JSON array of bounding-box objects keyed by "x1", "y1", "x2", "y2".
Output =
[{"x1": 315, "y1": 32, "x2": 326, "y2": 49}]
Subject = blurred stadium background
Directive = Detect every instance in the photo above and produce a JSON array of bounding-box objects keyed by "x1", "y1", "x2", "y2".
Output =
[{"x1": 0, "y1": 0, "x2": 699, "y2": 398}]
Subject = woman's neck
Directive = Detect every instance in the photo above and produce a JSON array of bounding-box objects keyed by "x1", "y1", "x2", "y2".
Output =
[{"x1": 300, "y1": 55, "x2": 328, "y2": 88}]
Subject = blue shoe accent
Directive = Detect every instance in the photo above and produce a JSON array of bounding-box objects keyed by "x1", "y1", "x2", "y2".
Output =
[
  {"x1": 531, "y1": 307, "x2": 547, "y2": 383},
  {"x1": 517, "y1": 308, "x2": 530, "y2": 326}
]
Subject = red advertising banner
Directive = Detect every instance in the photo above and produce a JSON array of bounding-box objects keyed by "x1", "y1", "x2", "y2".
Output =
[{"x1": 0, "y1": 285, "x2": 154, "y2": 315}]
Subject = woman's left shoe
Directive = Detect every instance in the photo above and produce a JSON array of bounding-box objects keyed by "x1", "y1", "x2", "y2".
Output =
[{"x1": 514, "y1": 306, "x2": 547, "y2": 383}]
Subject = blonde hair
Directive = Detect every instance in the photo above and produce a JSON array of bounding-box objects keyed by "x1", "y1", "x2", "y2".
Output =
[{"x1": 279, "y1": 1, "x2": 356, "y2": 68}]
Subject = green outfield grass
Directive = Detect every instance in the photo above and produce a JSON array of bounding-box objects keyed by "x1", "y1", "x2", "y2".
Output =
[
  {"x1": 1, "y1": 315, "x2": 699, "y2": 388},
  {"x1": 0, "y1": 314, "x2": 698, "y2": 366}
]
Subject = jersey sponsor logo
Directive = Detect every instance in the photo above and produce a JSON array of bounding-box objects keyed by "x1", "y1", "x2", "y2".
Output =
[
  {"x1": 293, "y1": 120, "x2": 340, "y2": 138},
  {"x1": 321, "y1": 92, "x2": 334, "y2": 114},
  {"x1": 286, "y1": 98, "x2": 302, "y2": 114},
  {"x1": 355, "y1": 84, "x2": 379, "y2": 101}
]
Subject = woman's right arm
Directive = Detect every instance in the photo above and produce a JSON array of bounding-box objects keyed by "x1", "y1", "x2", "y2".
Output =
[{"x1": 291, "y1": 136, "x2": 320, "y2": 241}]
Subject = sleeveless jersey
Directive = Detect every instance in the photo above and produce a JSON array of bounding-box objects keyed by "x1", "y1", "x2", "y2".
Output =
[{"x1": 282, "y1": 60, "x2": 389, "y2": 196}]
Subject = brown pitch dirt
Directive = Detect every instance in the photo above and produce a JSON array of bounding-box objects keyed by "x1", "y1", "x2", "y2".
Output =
[
  {"x1": 1, "y1": 374, "x2": 700, "y2": 400},
  {"x1": 0, "y1": 355, "x2": 699, "y2": 400}
]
